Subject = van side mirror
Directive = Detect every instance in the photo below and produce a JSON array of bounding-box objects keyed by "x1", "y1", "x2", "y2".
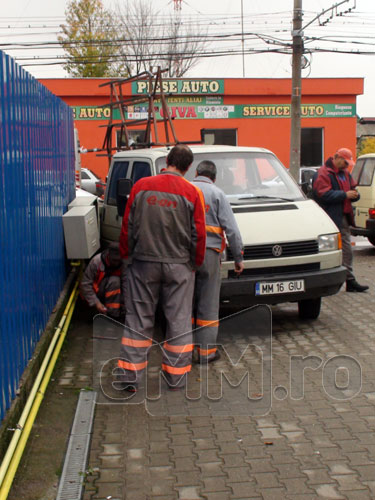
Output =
[
  {"x1": 299, "y1": 180, "x2": 315, "y2": 199},
  {"x1": 116, "y1": 178, "x2": 133, "y2": 217},
  {"x1": 300, "y1": 181, "x2": 309, "y2": 195}
]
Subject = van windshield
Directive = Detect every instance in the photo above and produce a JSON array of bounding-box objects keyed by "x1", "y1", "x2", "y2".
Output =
[{"x1": 157, "y1": 152, "x2": 304, "y2": 203}]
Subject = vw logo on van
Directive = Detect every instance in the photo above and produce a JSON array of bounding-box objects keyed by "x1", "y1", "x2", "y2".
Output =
[{"x1": 272, "y1": 244, "x2": 283, "y2": 257}]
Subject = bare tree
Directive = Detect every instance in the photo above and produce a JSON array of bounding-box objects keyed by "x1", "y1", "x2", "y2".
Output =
[{"x1": 115, "y1": 0, "x2": 208, "y2": 77}]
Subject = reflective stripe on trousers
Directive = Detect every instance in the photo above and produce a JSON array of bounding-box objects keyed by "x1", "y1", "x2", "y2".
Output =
[
  {"x1": 118, "y1": 260, "x2": 195, "y2": 388},
  {"x1": 193, "y1": 249, "x2": 221, "y2": 362},
  {"x1": 98, "y1": 275, "x2": 122, "y2": 318}
]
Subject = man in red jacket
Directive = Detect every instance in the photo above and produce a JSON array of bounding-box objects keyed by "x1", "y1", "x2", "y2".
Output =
[
  {"x1": 118, "y1": 144, "x2": 206, "y2": 392},
  {"x1": 313, "y1": 147, "x2": 368, "y2": 293}
]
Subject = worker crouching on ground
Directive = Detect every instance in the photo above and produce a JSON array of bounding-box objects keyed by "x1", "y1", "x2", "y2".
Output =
[
  {"x1": 192, "y1": 161, "x2": 244, "y2": 363},
  {"x1": 117, "y1": 144, "x2": 206, "y2": 392},
  {"x1": 80, "y1": 243, "x2": 124, "y2": 319}
]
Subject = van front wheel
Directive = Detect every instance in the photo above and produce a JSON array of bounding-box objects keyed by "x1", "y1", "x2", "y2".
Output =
[{"x1": 298, "y1": 298, "x2": 321, "y2": 320}]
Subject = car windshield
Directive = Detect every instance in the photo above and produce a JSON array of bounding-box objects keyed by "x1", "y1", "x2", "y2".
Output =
[{"x1": 177, "y1": 152, "x2": 304, "y2": 203}]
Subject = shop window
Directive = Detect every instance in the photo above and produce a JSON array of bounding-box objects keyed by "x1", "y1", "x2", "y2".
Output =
[
  {"x1": 117, "y1": 130, "x2": 147, "y2": 148},
  {"x1": 201, "y1": 129, "x2": 237, "y2": 146},
  {"x1": 301, "y1": 128, "x2": 323, "y2": 167}
]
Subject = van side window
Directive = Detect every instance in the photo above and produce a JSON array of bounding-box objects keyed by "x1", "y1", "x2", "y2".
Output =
[
  {"x1": 352, "y1": 160, "x2": 364, "y2": 183},
  {"x1": 81, "y1": 170, "x2": 90, "y2": 180},
  {"x1": 131, "y1": 162, "x2": 151, "y2": 184},
  {"x1": 357, "y1": 159, "x2": 375, "y2": 186},
  {"x1": 108, "y1": 161, "x2": 129, "y2": 205}
]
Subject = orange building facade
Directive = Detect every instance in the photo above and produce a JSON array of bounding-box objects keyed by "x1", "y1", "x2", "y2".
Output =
[{"x1": 40, "y1": 77, "x2": 363, "y2": 181}]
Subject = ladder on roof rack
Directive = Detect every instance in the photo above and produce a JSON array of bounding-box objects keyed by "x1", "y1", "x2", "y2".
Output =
[{"x1": 98, "y1": 67, "x2": 180, "y2": 167}]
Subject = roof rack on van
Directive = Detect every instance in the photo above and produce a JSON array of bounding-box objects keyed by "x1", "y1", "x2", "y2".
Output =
[{"x1": 97, "y1": 67, "x2": 183, "y2": 166}]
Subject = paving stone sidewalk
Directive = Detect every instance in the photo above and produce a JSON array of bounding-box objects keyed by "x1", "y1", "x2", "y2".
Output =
[{"x1": 65, "y1": 244, "x2": 375, "y2": 500}]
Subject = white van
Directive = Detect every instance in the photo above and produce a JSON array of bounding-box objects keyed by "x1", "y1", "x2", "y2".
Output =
[
  {"x1": 101, "y1": 145, "x2": 346, "y2": 319},
  {"x1": 350, "y1": 153, "x2": 375, "y2": 245}
]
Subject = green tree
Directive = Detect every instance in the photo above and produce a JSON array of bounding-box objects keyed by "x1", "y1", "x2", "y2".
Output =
[
  {"x1": 357, "y1": 137, "x2": 375, "y2": 156},
  {"x1": 58, "y1": 0, "x2": 127, "y2": 77}
]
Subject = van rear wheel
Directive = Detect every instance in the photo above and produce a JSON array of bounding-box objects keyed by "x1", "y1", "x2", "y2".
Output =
[
  {"x1": 298, "y1": 297, "x2": 321, "y2": 320},
  {"x1": 367, "y1": 236, "x2": 375, "y2": 246}
]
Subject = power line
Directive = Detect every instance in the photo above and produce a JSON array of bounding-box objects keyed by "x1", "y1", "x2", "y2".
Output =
[
  {"x1": 14, "y1": 42, "x2": 375, "y2": 69},
  {"x1": 4, "y1": 2, "x2": 375, "y2": 73}
]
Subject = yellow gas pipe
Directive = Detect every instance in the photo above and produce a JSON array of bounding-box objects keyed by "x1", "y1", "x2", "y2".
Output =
[{"x1": 0, "y1": 271, "x2": 81, "y2": 500}]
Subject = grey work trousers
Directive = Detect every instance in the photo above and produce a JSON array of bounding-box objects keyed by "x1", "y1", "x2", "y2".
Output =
[
  {"x1": 193, "y1": 249, "x2": 221, "y2": 362},
  {"x1": 118, "y1": 259, "x2": 195, "y2": 388},
  {"x1": 341, "y1": 215, "x2": 355, "y2": 281},
  {"x1": 98, "y1": 275, "x2": 122, "y2": 318}
]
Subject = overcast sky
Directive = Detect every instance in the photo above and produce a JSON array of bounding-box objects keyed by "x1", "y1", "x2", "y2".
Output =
[{"x1": 2, "y1": 0, "x2": 375, "y2": 116}]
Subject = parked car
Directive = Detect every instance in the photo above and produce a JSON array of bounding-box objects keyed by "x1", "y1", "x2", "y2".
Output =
[
  {"x1": 100, "y1": 145, "x2": 346, "y2": 320},
  {"x1": 350, "y1": 153, "x2": 375, "y2": 245},
  {"x1": 81, "y1": 168, "x2": 105, "y2": 196}
]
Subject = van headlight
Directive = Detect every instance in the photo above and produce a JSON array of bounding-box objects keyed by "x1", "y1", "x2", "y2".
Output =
[{"x1": 318, "y1": 233, "x2": 341, "y2": 252}]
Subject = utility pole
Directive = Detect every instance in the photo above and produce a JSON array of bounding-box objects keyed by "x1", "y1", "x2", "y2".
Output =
[
  {"x1": 241, "y1": 0, "x2": 245, "y2": 77},
  {"x1": 289, "y1": 0, "x2": 303, "y2": 182}
]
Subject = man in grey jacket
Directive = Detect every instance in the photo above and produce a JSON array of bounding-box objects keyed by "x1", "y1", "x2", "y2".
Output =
[{"x1": 192, "y1": 160, "x2": 244, "y2": 363}]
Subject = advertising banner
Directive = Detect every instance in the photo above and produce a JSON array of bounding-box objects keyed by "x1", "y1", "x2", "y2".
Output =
[{"x1": 72, "y1": 103, "x2": 356, "y2": 120}]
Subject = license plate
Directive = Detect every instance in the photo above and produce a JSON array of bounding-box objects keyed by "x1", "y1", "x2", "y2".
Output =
[{"x1": 255, "y1": 279, "x2": 305, "y2": 296}]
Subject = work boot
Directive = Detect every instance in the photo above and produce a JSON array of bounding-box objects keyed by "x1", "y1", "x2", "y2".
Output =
[
  {"x1": 346, "y1": 280, "x2": 369, "y2": 293},
  {"x1": 197, "y1": 350, "x2": 221, "y2": 364},
  {"x1": 114, "y1": 381, "x2": 138, "y2": 393},
  {"x1": 168, "y1": 385, "x2": 185, "y2": 391}
]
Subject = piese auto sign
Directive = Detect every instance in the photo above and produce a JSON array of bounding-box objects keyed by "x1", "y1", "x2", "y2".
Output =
[
  {"x1": 131, "y1": 79, "x2": 224, "y2": 95},
  {"x1": 72, "y1": 103, "x2": 356, "y2": 120}
]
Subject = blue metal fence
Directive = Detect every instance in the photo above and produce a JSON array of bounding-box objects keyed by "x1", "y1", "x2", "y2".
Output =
[{"x1": 0, "y1": 51, "x2": 75, "y2": 422}]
